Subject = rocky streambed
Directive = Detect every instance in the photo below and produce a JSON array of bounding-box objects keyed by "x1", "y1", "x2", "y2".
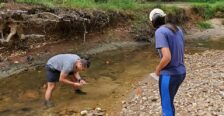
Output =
[{"x1": 120, "y1": 50, "x2": 224, "y2": 116}]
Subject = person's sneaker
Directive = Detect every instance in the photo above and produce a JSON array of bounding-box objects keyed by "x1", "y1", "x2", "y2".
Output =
[
  {"x1": 75, "y1": 89, "x2": 87, "y2": 95},
  {"x1": 44, "y1": 100, "x2": 54, "y2": 108}
]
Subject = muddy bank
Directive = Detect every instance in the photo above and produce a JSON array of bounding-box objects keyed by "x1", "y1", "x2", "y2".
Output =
[
  {"x1": 120, "y1": 50, "x2": 224, "y2": 115},
  {"x1": 0, "y1": 40, "x2": 149, "y2": 79}
]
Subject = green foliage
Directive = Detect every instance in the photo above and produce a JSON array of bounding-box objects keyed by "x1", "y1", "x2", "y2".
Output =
[
  {"x1": 192, "y1": 1, "x2": 224, "y2": 19},
  {"x1": 197, "y1": 21, "x2": 213, "y2": 29},
  {"x1": 15, "y1": 0, "x2": 224, "y2": 19},
  {"x1": 187, "y1": 0, "x2": 222, "y2": 3},
  {"x1": 16, "y1": 0, "x2": 140, "y2": 10},
  {"x1": 195, "y1": 4, "x2": 214, "y2": 19},
  {"x1": 16, "y1": 0, "x2": 54, "y2": 7}
]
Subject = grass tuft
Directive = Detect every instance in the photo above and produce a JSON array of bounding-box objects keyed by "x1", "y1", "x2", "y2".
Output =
[{"x1": 197, "y1": 21, "x2": 213, "y2": 29}]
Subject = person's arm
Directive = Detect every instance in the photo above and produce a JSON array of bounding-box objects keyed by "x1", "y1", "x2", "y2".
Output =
[
  {"x1": 74, "y1": 72, "x2": 81, "y2": 81},
  {"x1": 155, "y1": 47, "x2": 171, "y2": 76},
  {"x1": 74, "y1": 72, "x2": 87, "y2": 84},
  {"x1": 59, "y1": 72, "x2": 82, "y2": 86}
]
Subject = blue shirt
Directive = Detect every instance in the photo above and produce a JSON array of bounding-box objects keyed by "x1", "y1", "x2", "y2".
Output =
[{"x1": 155, "y1": 25, "x2": 186, "y2": 75}]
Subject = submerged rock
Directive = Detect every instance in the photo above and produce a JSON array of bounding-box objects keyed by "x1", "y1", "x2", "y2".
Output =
[{"x1": 18, "y1": 90, "x2": 39, "y2": 101}]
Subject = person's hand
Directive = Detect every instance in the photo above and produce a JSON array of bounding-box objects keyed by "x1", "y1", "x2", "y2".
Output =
[
  {"x1": 155, "y1": 66, "x2": 160, "y2": 76},
  {"x1": 73, "y1": 82, "x2": 83, "y2": 88},
  {"x1": 80, "y1": 79, "x2": 87, "y2": 85}
]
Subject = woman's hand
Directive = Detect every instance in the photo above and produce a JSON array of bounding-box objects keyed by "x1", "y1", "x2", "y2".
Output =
[
  {"x1": 155, "y1": 66, "x2": 160, "y2": 76},
  {"x1": 155, "y1": 48, "x2": 171, "y2": 76}
]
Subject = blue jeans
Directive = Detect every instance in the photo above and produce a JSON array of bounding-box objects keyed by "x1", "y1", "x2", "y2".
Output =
[{"x1": 159, "y1": 73, "x2": 186, "y2": 116}]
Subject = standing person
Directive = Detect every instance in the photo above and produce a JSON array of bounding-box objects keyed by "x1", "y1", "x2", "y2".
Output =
[
  {"x1": 149, "y1": 8, "x2": 186, "y2": 116},
  {"x1": 44, "y1": 54, "x2": 90, "y2": 107}
]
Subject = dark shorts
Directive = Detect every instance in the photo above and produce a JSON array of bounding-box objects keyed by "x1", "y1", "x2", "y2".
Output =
[
  {"x1": 46, "y1": 65, "x2": 60, "y2": 82},
  {"x1": 45, "y1": 65, "x2": 74, "y2": 82}
]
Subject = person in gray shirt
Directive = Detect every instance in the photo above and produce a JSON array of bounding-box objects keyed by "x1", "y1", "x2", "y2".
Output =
[{"x1": 44, "y1": 54, "x2": 90, "y2": 107}]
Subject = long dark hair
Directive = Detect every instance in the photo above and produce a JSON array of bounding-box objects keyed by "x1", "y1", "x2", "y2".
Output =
[{"x1": 165, "y1": 13, "x2": 179, "y2": 33}]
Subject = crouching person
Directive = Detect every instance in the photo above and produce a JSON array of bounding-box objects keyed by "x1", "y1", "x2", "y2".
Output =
[{"x1": 44, "y1": 54, "x2": 90, "y2": 107}]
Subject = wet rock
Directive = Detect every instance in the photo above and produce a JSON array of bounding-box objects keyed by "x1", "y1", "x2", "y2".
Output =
[
  {"x1": 80, "y1": 110, "x2": 88, "y2": 116},
  {"x1": 95, "y1": 107, "x2": 101, "y2": 112},
  {"x1": 80, "y1": 107, "x2": 105, "y2": 116},
  {"x1": 14, "y1": 61, "x2": 19, "y2": 64},
  {"x1": 121, "y1": 100, "x2": 126, "y2": 104}
]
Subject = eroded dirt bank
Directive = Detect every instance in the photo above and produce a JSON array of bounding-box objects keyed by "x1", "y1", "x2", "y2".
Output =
[
  {"x1": 0, "y1": 2, "x2": 130, "y2": 58},
  {"x1": 0, "y1": 2, "x2": 133, "y2": 78}
]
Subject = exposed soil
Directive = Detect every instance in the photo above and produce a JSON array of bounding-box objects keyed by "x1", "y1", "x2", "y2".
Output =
[
  {"x1": 0, "y1": 2, "x2": 131, "y2": 56},
  {"x1": 186, "y1": 18, "x2": 224, "y2": 40}
]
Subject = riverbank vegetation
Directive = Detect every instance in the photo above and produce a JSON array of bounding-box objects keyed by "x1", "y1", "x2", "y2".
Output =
[
  {"x1": 15, "y1": 0, "x2": 224, "y2": 18},
  {"x1": 197, "y1": 21, "x2": 213, "y2": 29}
]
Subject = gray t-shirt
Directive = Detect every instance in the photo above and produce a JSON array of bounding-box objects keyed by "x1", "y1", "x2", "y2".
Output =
[{"x1": 47, "y1": 54, "x2": 80, "y2": 74}]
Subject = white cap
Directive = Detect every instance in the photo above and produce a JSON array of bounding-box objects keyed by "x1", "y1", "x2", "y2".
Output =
[{"x1": 149, "y1": 8, "x2": 166, "y2": 21}]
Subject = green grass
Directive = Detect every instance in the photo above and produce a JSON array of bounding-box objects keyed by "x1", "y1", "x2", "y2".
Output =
[
  {"x1": 14, "y1": 0, "x2": 182, "y2": 11},
  {"x1": 16, "y1": 0, "x2": 143, "y2": 10},
  {"x1": 191, "y1": 1, "x2": 224, "y2": 19},
  {"x1": 16, "y1": 0, "x2": 55, "y2": 7},
  {"x1": 197, "y1": 21, "x2": 213, "y2": 29},
  {"x1": 187, "y1": 0, "x2": 222, "y2": 3},
  {"x1": 15, "y1": 0, "x2": 224, "y2": 20}
]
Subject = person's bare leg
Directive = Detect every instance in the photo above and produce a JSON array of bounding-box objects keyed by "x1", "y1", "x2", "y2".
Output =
[{"x1": 45, "y1": 82, "x2": 56, "y2": 101}]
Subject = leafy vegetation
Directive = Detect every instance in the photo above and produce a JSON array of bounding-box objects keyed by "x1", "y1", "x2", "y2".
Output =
[
  {"x1": 197, "y1": 21, "x2": 213, "y2": 29},
  {"x1": 187, "y1": 0, "x2": 222, "y2": 3},
  {"x1": 15, "y1": 0, "x2": 224, "y2": 19},
  {"x1": 191, "y1": 1, "x2": 224, "y2": 19},
  {"x1": 16, "y1": 0, "x2": 142, "y2": 10}
]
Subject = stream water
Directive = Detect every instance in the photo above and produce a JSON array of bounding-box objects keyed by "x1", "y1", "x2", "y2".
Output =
[{"x1": 0, "y1": 38, "x2": 223, "y2": 116}]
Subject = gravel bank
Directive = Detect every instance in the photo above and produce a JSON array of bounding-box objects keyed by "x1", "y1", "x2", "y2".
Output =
[{"x1": 120, "y1": 50, "x2": 224, "y2": 116}]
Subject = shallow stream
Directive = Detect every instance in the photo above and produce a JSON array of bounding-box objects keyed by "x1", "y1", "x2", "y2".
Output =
[{"x1": 0, "y1": 38, "x2": 223, "y2": 115}]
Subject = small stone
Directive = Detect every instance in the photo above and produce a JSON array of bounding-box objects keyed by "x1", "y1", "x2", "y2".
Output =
[
  {"x1": 121, "y1": 100, "x2": 126, "y2": 104},
  {"x1": 14, "y1": 61, "x2": 19, "y2": 64},
  {"x1": 80, "y1": 110, "x2": 88, "y2": 116},
  {"x1": 142, "y1": 97, "x2": 147, "y2": 101},
  {"x1": 95, "y1": 107, "x2": 102, "y2": 112}
]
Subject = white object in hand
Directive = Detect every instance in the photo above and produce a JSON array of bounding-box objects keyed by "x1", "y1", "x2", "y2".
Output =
[{"x1": 150, "y1": 73, "x2": 159, "y2": 81}]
